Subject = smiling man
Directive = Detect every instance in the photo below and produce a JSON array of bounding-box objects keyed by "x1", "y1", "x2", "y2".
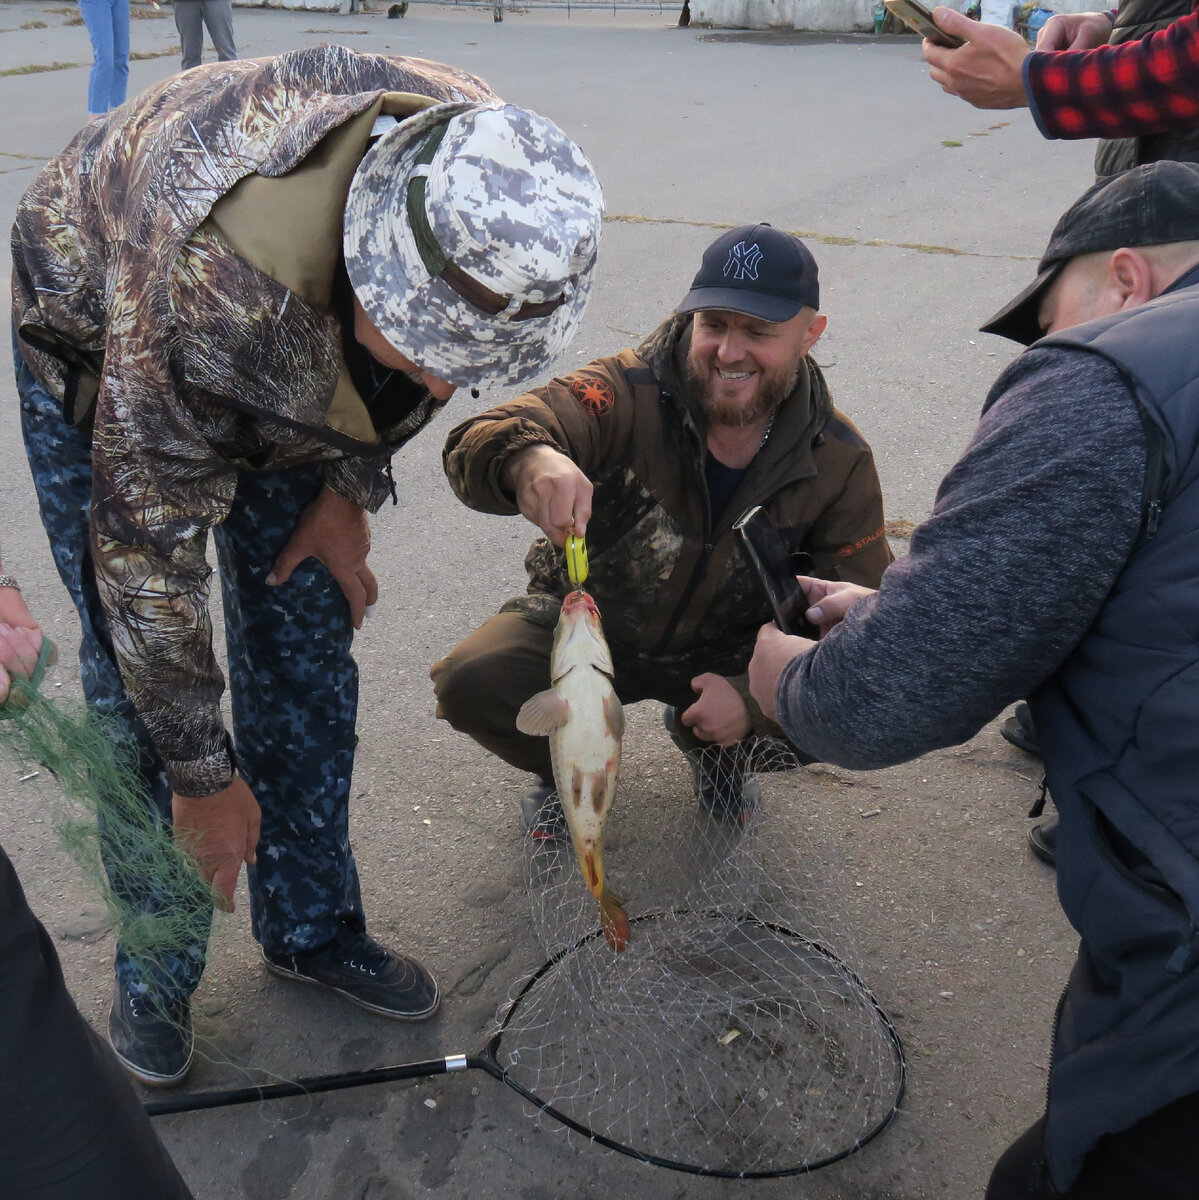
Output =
[{"x1": 431, "y1": 224, "x2": 891, "y2": 830}]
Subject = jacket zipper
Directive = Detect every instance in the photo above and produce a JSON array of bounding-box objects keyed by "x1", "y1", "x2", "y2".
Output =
[
  {"x1": 1044, "y1": 983, "x2": 1067, "y2": 1119},
  {"x1": 1134, "y1": 401, "x2": 1167, "y2": 538},
  {"x1": 653, "y1": 391, "x2": 720, "y2": 654}
]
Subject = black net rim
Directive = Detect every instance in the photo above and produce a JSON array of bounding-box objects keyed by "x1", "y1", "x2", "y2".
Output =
[{"x1": 484, "y1": 907, "x2": 907, "y2": 1179}]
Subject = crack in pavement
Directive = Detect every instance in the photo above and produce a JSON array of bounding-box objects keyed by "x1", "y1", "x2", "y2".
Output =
[{"x1": 606, "y1": 212, "x2": 1037, "y2": 260}]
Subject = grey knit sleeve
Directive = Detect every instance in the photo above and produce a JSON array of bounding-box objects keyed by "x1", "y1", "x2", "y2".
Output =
[{"x1": 776, "y1": 346, "x2": 1147, "y2": 769}]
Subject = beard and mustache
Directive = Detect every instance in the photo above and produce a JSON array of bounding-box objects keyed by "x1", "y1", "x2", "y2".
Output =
[{"x1": 684, "y1": 347, "x2": 802, "y2": 429}]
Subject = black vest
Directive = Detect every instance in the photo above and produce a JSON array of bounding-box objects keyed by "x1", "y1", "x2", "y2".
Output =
[
  {"x1": 1095, "y1": 0, "x2": 1199, "y2": 176},
  {"x1": 1028, "y1": 275, "x2": 1199, "y2": 1188}
]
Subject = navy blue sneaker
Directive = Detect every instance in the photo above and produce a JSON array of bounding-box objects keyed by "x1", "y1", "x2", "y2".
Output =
[
  {"x1": 519, "y1": 777, "x2": 567, "y2": 840},
  {"x1": 1028, "y1": 814, "x2": 1058, "y2": 867},
  {"x1": 108, "y1": 980, "x2": 194, "y2": 1088},
  {"x1": 662, "y1": 706, "x2": 761, "y2": 824},
  {"x1": 263, "y1": 926, "x2": 439, "y2": 1021}
]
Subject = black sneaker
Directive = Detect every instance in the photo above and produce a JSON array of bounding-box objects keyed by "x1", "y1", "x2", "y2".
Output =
[
  {"x1": 1001, "y1": 701, "x2": 1042, "y2": 757},
  {"x1": 662, "y1": 707, "x2": 761, "y2": 824},
  {"x1": 108, "y1": 980, "x2": 194, "y2": 1088},
  {"x1": 1028, "y1": 814, "x2": 1059, "y2": 867},
  {"x1": 519, "y1": 777, "x2": 567, "y2": 840},
  {"x1": 262, "y1": 926, "x2": 440, "y2": 1021}
]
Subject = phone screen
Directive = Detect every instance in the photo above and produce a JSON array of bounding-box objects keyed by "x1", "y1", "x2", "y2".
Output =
[{"x1": 733, "y1": 506, "x2": 814, "y2": 638}]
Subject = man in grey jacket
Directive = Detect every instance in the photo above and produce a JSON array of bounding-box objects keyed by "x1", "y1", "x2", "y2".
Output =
[{"x1": 749, "y1": 161, "x2": 1199, "y2": 1198}]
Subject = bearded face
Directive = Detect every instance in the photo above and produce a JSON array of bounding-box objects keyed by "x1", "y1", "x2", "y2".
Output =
[{"x1": 684, "y1": 308, "x2": 818, "y2": 429}]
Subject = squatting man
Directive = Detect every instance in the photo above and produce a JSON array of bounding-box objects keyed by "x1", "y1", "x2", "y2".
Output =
[{"x1": 432, "y1": 223, "x2": 891, "y2": 830}]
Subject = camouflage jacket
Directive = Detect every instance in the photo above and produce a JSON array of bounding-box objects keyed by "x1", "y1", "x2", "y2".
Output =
[
  {"x1": 10, "y1": 47, "x2": 494, "y2": 796},
  {"x1": 443, "y1": 316, "x2": 892, "y2": 733}
]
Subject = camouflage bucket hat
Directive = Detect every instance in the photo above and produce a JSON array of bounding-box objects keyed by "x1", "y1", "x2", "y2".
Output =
[{"x1": 344, "y1": 101, "x2": 604, "y2": 389}]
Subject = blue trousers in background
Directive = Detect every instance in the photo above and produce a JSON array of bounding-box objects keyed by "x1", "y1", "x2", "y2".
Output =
[
  {"x1": 16, "y1": 342, "x2": 366, "y2": 1003},
  {"x1": 77, "y1": 0, "x2": 129, "y2": 115}
]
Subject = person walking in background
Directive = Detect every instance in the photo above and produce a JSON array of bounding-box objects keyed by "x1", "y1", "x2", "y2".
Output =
[
  {"x1": 77, "y1": 0, "x2": 129, "y2": 122},
  {"x1": 173, "y1": 0, "x2": 237, "y2": 70}
]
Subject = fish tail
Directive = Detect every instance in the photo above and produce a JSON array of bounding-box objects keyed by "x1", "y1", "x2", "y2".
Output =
[{"x1": 598, "y1": 888, "x2": 630, "y2": 954}]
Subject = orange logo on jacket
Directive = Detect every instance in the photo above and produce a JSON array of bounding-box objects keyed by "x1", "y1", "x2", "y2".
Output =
[
  {"x1": 836, "y1": 525, "x2": 886, "y2": 556},
  {"x1": 570, "y1": 376, "x2": 616, "y2": 415}
]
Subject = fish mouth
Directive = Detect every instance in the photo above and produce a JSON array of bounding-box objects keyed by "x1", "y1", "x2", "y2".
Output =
[{"x1": 561, "y1": 590, "x2": 599, "y2": 616}]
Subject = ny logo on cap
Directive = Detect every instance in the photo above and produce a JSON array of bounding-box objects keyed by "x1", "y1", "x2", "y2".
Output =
[{"x1": 724, "y1": 241, "x2": 763, "y2": 282}]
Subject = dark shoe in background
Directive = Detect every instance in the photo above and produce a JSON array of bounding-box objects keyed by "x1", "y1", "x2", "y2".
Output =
[
  {"x1": 1002, "y1": 701, "x2": 1041, "y2": 756},
  {"x1": 108, "y1": 980, "x2": 194, "y2": 1088},
  {"x1": 262, "y1": 925, "x2": 439, "y2": 1021},
  {"x1": 662, "y1": 706, "x2": 761, "y2": 825},
  {"x1": 1028, "y1": 814, "x2": 1059, "y2": 867},
  {"x1": 519, "y1": 777, "x2": 566, "y2": 840}
]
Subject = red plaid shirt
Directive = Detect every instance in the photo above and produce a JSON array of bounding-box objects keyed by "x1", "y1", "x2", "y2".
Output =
[{"x1": 1025, "y1": 3, "x2": 1199, "y2": 139}]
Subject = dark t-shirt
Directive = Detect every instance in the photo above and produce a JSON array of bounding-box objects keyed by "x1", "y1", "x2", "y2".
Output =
[{"x1": 705, "y1": 450, "x2": 749, "y2": 525}]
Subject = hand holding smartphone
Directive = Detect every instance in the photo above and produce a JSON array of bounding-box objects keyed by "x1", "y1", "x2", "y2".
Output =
[
  {"x1": 733, "y1": 506, "x2": 817, "y2": 639},
  {"x1": 883, "y1": 0, "x2": 966, "y2": 47}
]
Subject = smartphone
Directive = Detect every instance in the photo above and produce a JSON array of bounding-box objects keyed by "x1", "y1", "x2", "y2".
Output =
[
  {"x1": 883, "y1": 0, "x2": 965, "y2": 47},
  {"x1": 733, "y1": 506, "x2": 816, "y2": 638}
]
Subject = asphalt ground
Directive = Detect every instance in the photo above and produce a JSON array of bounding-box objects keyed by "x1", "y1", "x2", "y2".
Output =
[{"x1": 0, "y1": 5, "x2": 1099, "y2": 1198}]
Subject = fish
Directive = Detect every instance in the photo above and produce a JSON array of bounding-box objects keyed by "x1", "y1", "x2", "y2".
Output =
[{"x1": 516, "y1": 588, "x2": 630, "y2": 953}]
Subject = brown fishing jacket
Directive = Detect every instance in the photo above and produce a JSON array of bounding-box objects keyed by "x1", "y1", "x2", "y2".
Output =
[
  {"x1": 443, "y1": 315, "x2": 892, "y2": 733},
  {"x1": 10, "y1": 46, "x2": 494, "y2": 796}
]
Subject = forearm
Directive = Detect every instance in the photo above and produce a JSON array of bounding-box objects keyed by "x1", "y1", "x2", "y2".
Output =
[
  {"x1": 725, "y1": 671, "x2": 785, "y2": 738},
  {"x1": 777, "y1": 349, "x2": 1146, "y2": 769},
  {"x1": 92, "y1": 530, "x2": 233, "y2": 796},
  {"x1": 1026, "y1": 12, "x2": 1199, "y2": 140},
  {"x1": 443, "y1": 357, "x2": 632, "y2": 512},
  {"x1": 321, "y1": 454, "x2": 393, "y2": 513},
  {"x1": 443, "y1": 411, "x2": 565, "y2": 513}
]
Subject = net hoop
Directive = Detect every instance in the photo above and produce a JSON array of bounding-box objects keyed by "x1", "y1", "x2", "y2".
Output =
[{"x1": 488, "y1": 907, "x2": 907, "y2": 1179}]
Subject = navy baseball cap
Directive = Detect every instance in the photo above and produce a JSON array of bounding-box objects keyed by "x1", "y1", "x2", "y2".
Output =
[
  {"x1": 676, "y1": 223, "x2": 820, "y2": 322},
  {"x1": 981, "y1": 161, "x2": 1199, "y2": 346}
]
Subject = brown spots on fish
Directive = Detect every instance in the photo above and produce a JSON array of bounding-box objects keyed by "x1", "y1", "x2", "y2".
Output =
[
  {"x1": 603, "y1": 690, "x2": 625, "y2": 741},
  {"x1": 570, "y1": 765, "x2": 585, "y2": 809},
  {"x1": 585, "y1": 850, "x2": 600, "y2": 892},
  {"x1": 591, "y1": 773, "x2": 609, "y2": 814}
]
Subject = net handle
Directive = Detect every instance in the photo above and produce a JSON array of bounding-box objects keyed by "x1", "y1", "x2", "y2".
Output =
[
  {"x1": 145, "y1": 912, "x2": 907, "y2": 1179},
  {"x1": 143, "y1": 1053, "x2": 494, "y2": 1117}
]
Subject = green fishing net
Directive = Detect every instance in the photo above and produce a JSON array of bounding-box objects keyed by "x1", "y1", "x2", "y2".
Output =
[{"x1": 1, "y1": 677, "x2": 215, "y2": 997}]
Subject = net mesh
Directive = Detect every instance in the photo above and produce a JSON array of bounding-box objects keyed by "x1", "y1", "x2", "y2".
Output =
[
  {"x1": 496, "y1": 736, "x2": 905, "y2": 1176},
  {"x1": 0, "y1": 693, "x2": 214, "y2": 992}
]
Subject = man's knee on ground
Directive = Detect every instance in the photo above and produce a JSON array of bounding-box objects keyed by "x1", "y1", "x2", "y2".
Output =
[{"x1": 429, "y1": 645, "x2": 505, "y2": 730}]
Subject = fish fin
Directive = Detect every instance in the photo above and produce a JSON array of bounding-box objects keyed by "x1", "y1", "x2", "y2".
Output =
[
  {"x1": 598, "y1": 890, "x2": 630, "y2": 954},
  {"x1": 604, "y1": 691, "x2": 625, "y2": 742},
  {"x1": 515, "y1": 689, "x2": 570, "y2": 737}
]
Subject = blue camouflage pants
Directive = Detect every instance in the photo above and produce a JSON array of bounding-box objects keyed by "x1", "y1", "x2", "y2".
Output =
[{"x1": 16, "y1": 341, "x2": 365, "y2": 1001}]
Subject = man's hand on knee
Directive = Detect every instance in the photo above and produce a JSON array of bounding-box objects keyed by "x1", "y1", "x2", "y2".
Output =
[
  {"x1": 681, "y1": 674, "x2": 753, "y2": 747},
  {"x1": 267, "y1": 487, "x2": 378, "y2": 629}
]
